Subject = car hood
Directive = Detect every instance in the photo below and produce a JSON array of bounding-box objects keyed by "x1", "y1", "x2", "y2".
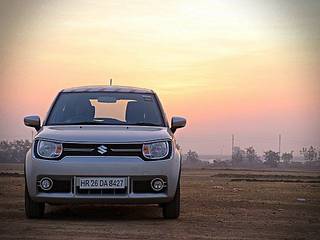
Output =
[{"x1": 35, "y1": 125, "x2": 172, "y2": 143}]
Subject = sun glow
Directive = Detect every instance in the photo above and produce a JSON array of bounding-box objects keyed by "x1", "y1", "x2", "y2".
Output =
[{"x1": 0, "y1": 0, "x2": 319, "y2": 154}]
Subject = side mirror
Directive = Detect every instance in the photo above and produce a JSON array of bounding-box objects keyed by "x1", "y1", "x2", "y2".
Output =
[
  {"x1": 171, "y1": 116, "x2": 186, "y2": 133},
  {"x1": 24, "y1": 115, "x2": 41, "y2": 131}
]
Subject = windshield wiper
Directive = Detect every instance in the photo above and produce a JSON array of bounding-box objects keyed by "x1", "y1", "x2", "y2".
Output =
[
  {"x1": 51, "y1": 121, "x2": 162, "y2": 126},
  {"x1": 130, "y1": 122, "x2": 162, "y2": 126},
  {"x1": 61, "y1": 121, "x2": 108, "y2": 125}
]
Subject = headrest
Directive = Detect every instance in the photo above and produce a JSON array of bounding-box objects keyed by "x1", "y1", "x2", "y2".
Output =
[
  {"x1": 67, "y1": 99, "x2": 95, "y2": 121},
  {"x1": 125, "y1": 101, "x2": 145, "y2": 123}
]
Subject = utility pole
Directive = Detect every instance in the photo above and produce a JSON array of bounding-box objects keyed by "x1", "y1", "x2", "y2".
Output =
[
  {"x1": 278, "y1": 134, "x2": 282, "y2": 160},
  {"x1": 232, "y1": 134, "x2": 235, "y2": 158},
  {"x1": 109, "y1": 78, "x2": 113, "y2": 86}
]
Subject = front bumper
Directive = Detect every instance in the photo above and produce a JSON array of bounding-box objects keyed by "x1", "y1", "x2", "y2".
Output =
[{"x1": 25, "y1": 150, "x2": 181, "y2": 204}]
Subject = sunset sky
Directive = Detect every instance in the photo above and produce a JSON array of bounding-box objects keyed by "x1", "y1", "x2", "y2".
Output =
[{"x1": 0, "y1": 0, "x2": 319, "y2": 155}]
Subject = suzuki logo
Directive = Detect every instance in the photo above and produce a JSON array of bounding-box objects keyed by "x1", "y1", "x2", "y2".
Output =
[{"x1": 97, "y1": 145, "x2": 108, "y2": 154}]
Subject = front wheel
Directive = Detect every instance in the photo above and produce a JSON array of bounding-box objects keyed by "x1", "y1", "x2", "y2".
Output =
[
  {"x1": 162, "y1": 183, "x2": 180, "y2": 219},
  {"x1": 25, "y1": 185, "x2": 45, "y2": 219}
]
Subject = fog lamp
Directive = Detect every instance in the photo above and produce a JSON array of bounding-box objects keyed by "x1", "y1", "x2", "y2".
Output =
[
  {"x1": 151, "y1": 178, "x2": 165, "y2": 192},
  {"x1": 39, "y1": 177, "x2": 53, "y2": 191}
]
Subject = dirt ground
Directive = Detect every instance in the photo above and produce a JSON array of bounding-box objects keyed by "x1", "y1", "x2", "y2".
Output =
[{"x1": 0, "y1": 164, "x2": 320, "y2": 240}]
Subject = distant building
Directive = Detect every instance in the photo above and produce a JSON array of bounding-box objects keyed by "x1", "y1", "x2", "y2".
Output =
[{"x1": 232, "y1": 146, "x2": 246, "y2": 162}]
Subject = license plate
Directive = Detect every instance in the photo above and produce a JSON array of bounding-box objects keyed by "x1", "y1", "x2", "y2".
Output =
[{"x1": 78, "y1": 177, "x2": 127, "y2": 189}]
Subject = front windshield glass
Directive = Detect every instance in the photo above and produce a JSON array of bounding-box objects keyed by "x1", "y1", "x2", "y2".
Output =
[{"x1": 46, "y1": 92, "x2": 164, "y2": 126}]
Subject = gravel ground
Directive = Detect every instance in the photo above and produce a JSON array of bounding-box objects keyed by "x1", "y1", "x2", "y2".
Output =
[{"x1": 0, "y1": 166, "x2": 320, "y2": 239}]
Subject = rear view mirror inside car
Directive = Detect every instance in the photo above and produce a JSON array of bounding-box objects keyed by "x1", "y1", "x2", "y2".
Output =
[{"x1": 97, "y1": 96, "x2": 117, "y2": 103}]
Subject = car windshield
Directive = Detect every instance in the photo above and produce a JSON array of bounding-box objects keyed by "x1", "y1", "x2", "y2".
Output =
[{"x1": 46, "y1": 92, "x2": 164, "y2": 126}]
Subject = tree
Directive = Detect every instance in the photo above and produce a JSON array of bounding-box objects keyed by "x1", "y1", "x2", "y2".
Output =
[
  {"x1": 264, "y1": 150, "x2": 280, "y2": 167},
  {"x1": 300, "y1": 146, "x2": 318, "y2": 161},
  {"x1": 0, "y1": 140, "x2": 32, "y2": 163},
  {"x1": 245, "y1": 146, "x2": 258, "y2": 163},
  {"x1": 184, "y1": 150, "x2": 204, "y2": 166},
  {"x1": 185, "y1": 150, "x2": 200, "y2": 164},
  {"x1": 282, "y1": 151, "x2": 293, "y2": 164}
]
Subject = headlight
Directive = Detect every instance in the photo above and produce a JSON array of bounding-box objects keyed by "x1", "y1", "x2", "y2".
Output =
[
  {"x1": 37, "y1": 140, "x2": 63, "y2": 159},
  {"x1": 142, "y1": 141, "x2": 170, "y2": 160}
]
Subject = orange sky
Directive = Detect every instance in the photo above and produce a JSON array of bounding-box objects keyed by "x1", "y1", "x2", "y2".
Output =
[{"x1": 0, "y1": 0, "x2": 319, "y2": 155}]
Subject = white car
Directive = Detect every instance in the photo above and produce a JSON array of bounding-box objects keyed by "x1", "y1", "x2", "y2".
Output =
[{"x1": 24, "y1": 86, "x2": 186, "y2": 219}]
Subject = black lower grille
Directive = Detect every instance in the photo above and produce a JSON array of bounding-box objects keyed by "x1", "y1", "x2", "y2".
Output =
[
  {"x1": 76, "y1": 187, "x2": 127, "y2": 195},
  {"x1": 132, "y1": 177, "x2": 166, "y2": 193},
  {"x1": 36, "y1": 176, "x2": 167, "y2": 195},
  {"x1": 37, "y1": 179, "x2": 71, "y2": 193}
]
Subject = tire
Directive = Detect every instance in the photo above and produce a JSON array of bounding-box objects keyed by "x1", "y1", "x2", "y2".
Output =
[
  {"x1": 162, "y1": 183, "x2": 180, "y2": 219},
  {"x1": 25, "y1": 185, "x2": 45, "y2": 219}
]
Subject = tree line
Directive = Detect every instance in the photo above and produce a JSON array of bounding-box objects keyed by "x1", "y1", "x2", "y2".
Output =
[
  {"x1": 184, "y1": 146, "x2": 320, "y2": 168},
  {"x1": 0, "y1": 140, "x2": 32, "y2": 163},
  {"x1": 0, "y1": 139, "x2": 319, "y2": 167}
]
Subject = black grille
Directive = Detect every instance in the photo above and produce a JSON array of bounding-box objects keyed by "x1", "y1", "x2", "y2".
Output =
[
  {"x1": 132, "y1": 177, "x2": 167, "y2": 194},
  {"x1": 63, "y1": 143, "x2": 142, "y2": 157},
  {"x1": 37, "y1": 178, "x2": 71, "y2": 193},
  {"x1": 36, "y1": 176, "x2": 167, "y2": 194},
  {"x1": 76, "y1": 187, "x2": 128, "y2": 195}
]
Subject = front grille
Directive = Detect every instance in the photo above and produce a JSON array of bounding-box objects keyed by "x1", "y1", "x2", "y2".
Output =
[
  {"x1": 62, "y1": 143, "x2": 143, "y2": 157},
  {"x1": 76, "y1": 187, "x2": 128, "y2": 195},
  {"x1": 34, "y1": 140, "x2": 172, "y2": 160}
]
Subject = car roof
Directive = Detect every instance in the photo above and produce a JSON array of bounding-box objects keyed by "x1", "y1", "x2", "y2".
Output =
[{"x1": 61, "y1": 85, "x2": 154, "y2": 94}]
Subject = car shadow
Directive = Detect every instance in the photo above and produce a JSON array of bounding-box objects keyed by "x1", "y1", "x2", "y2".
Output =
[{"x1": 45, "y1": 204, "x2": 164, "y2": 221}]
